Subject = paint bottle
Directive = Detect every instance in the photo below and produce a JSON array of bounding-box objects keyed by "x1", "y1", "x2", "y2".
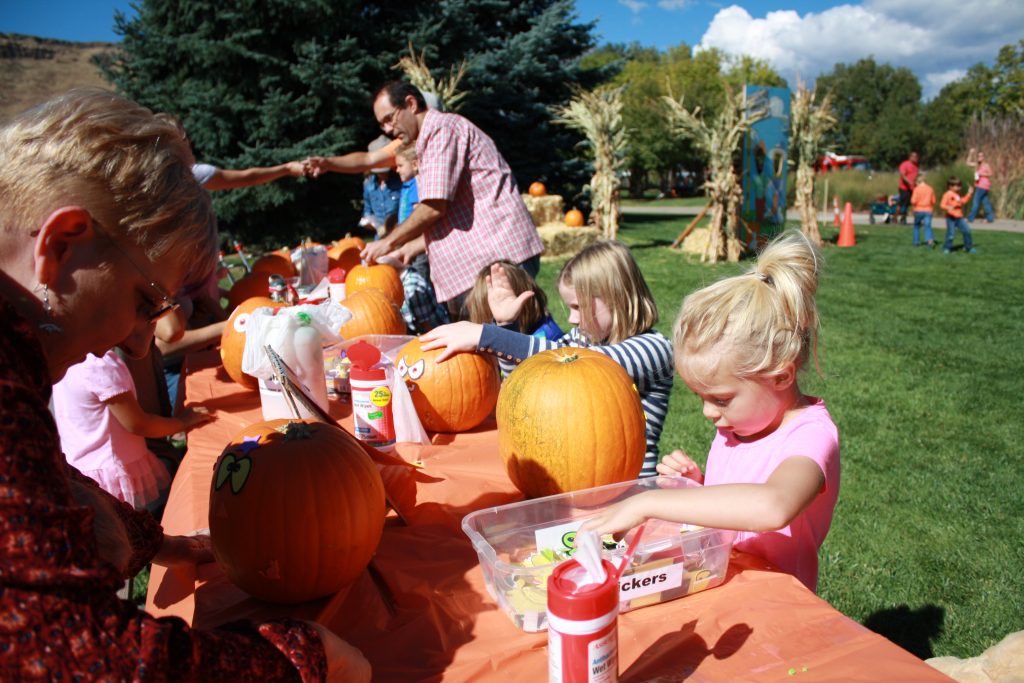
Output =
[
  {"x1": 347, "y1": 340, "x2": 396, "y2": 450},
  {"x1": 547, "y1": 558, "x2": 619, "y2": 683}
]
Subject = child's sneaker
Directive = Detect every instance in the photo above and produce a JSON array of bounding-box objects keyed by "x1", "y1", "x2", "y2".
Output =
[
  {"x1": 943, "y1": 249, "x2": 952, "y2": 255},
  {"x1": 967, "y1": 248, "x2": 977, "y2": 254}
]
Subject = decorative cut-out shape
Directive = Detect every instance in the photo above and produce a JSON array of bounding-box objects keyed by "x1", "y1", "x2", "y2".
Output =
[{"x1": 214, "y1": 453, "x2": 253, "y2": 494}]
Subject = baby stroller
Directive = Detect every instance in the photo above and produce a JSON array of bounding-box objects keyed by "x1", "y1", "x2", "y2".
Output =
[{"x1": 869, "y1": 194, "x2": 898, "y2": 224}]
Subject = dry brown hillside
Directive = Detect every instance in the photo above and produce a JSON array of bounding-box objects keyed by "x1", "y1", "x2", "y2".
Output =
[{"x1": 1, "y1": 34, "x2": 118, "y2": 123}]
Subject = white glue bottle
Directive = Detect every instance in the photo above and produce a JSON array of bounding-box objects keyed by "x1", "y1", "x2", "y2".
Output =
[
  {"x1": 547, "y1": 557, "x2": 619, "y2": 683},
  {"x1": 260, "y1": 311, "x2": 329, "y2": 420},
  {"x1": 347, "y1": 340, "x2": 396, "y2": 450}
]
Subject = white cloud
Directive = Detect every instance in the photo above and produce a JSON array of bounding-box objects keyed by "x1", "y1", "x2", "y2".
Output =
[
  {"x1": 697, "y1": 1, "x2": 1024, "y2": 99},
  {"x1": 618, "y1": 0, "x2": 649, "y2": 13},
  {"x1": 657, "y1": 0, "x2": 692, "y2": 10}
]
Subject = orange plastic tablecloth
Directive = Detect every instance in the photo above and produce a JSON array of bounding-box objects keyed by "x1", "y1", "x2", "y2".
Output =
[{"x1": 148, "y1": 351, "x2": 952, "y2": 682}]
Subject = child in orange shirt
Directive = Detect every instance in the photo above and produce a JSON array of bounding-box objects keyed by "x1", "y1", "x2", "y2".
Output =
[
  {"x1": 910, "y1": 175, "x2": 936, "y2": 247},
  {"x1": 939, "y1": 177, "x2": 975, "y2": 254}
]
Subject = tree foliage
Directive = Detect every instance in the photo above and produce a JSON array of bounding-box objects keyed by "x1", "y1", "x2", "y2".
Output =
[{"x1": 96, "y1": 0, "x2": 604, "y2": 245}]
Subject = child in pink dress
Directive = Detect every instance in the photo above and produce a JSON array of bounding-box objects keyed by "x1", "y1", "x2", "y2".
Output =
[
  {"x1": 583, "y1": 232, "x2": 840, "y2": 592},
  {"x1": 53, "y1": 349, "x2": 213, "y2": 510}
]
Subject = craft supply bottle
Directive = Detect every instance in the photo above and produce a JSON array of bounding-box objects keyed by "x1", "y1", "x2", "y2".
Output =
[
  {"x1": 260, "y1": 311, "x2": 329, "y2": 420},
  {"x1": 547, "y1": 558, "x2": 619, "y2": 683},
  {"x1": 347, "y1": 340, "x2": 396, "y2": 450}
]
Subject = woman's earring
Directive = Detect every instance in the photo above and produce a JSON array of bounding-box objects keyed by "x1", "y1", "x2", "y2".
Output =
[{"x1": 38, "y1": 284, "x2": 63, "y2": 334}]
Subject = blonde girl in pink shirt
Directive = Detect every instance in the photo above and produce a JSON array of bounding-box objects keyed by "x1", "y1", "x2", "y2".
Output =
[{"x1": 583, "y1": 231, "x2": 840, "y2": 592}]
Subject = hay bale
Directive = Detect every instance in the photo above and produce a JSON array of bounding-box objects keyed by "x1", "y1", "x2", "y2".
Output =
[
  {"x1": 926, "y1": 630, "x2": 1024, "y2": 683},
  {"x1": 537, "y1": 222, "x2": 600, "y2": 258},
  {"x1": 680, "y1": 227, "x2": 710, "y2": 255},
  {"x1": 522, "y1": 195, "x2": 564, "y2": 226}
]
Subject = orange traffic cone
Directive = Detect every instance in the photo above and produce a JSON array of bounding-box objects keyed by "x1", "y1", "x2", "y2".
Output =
[
  {"x1": 833, "y1": 195, "x2": 841, "y2": 227},
  {"x1": 837, "y1": 202, "x2": 856, "y2": 247}
]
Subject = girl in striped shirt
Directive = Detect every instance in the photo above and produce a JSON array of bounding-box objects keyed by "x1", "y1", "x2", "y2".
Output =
[{"x1": 421, "y1": 240, "x2": 673, "y2": 477}]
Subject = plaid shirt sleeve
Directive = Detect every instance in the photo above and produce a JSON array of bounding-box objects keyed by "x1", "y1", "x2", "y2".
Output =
[{"x1": 400, "y1": 269, "x2": 449, "y2": 333}]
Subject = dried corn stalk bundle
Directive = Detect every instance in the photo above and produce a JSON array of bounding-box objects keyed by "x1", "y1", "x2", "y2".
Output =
[
  {"x1": 662, "y1": 84, "x2": 766, "y2": 263},
  {"x1": 790, "y1": 80, "x2": 835, "y2": 245},
  {"x1": 553, "y1": 86, "x2": 628, "y2": 240},
  {"x1": 393, "y1": 41, "x2": 469, "y2": 113}
]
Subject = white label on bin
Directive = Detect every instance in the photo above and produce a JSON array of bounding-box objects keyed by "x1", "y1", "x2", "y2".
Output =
[
  {"x1": 618, "y1": 563, "x2": 684, "y2": 601},
  {"x1": 534, "y1": 520, "x2": 583, "y2": 555}
]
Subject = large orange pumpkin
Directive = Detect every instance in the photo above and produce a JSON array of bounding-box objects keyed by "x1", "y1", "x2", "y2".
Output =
[
  {"x1": 327, "y1": 243, "x2": 362, "y2": 274},
  {"x1": 346, "y1": 264, "x2": 404, "y2": 307},
  {"x1": 496, "y1": 347, "x2": 646, "y2": 498},
  {"x1": 396, "y1": 337, "x2": 499, "y2": 433},
  {"x1": 220, "y1": 297, "x2": 288, "y2": 389},
  {"x1": 209, "y1": 419, "x2": 386, "y2": 603},
  {"x1": 565, "y1": 209, "x2": 585, "y2": 228},
  {"x1": 528, "y1": 181, "x2": 547, "y2": 197},
  {"x1": 227, "y1": 272, "x2": 272, "y2": 311},
  {"x1": 251, "y1": 252, "x2": 295, "y2": 278},
  {"x1": 340, "y1": 289, "x2": 406, "y2": 338}
]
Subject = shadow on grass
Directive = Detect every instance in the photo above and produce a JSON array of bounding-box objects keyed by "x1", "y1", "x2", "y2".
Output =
[{"x1": 863, "y1": 603, "x2": 945, "y2": 659}]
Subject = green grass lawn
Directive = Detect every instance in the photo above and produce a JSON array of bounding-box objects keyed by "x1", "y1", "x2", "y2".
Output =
[
  {"x1": 620, "y1": 195, "x2": 708, "y2": 208},
  {"x1": 536, "y1": 216, "x2": 1024, "y2": 660}
]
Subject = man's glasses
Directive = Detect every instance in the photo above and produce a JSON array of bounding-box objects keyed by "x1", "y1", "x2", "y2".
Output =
[
  {"x1": 93, "y1": 219, "x2": 180, "y2": 324},
  {"x1": 378, "y1": 105, "x2": 403, "y2": 129}
]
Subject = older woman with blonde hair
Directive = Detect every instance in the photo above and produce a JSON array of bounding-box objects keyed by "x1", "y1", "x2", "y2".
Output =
[{"x1": 0, "y1": 89, "x2": 367, "y2": 681}]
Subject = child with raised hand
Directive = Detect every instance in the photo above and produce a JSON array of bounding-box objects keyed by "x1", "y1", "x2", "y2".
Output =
[
  {"x1": 580, "y1": 231, "x2": 839, "y2": 593},
  {"x1": 419, "y1": 240, "x2": 673, "y2": 477},
  {"x1": 939, "y1": 176, "x2": 976, "y2": 254},
  {"x1": 53, "y1": 349, "x2": 215, "y2": 511},
  {"x1": 465, "y1": 261, "x2": 563, "y2": 340}
]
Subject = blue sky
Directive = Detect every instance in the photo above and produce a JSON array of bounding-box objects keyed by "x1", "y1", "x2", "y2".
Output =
[{"x1": 3, "y1": 1, "x2": 1022, "y2": 98}]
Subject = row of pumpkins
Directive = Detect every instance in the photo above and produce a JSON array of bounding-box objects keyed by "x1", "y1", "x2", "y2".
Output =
[
  {"x1": 210, "y1": 236, "x2": 646, "y2": 604},
  {"x1": 527, "y1": 181, "x2": 585, "y2": 228}
]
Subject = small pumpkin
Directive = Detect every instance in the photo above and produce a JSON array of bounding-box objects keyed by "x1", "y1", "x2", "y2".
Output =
[
  {"x1": 209, "y1": 419, "x2": 386, "y2": 604},
  {"x1": 528, "y1": 181, "x2": 547, "y2": 197},
  {"x1": 565, "y1": 208, "x2": 585, "y2": 228},
  {"x1": 396, "y1": 337, "x2": 500, "y2": 433},
  {"x1": 327, "y1": 241, "x2": 363, "y2": 274},
  {"x1": 340, "y1": 288, "x2": 406, "y2": 339},
  {"x1": 251, "y1": 252, "x2": 295, "y2": 278},
  {"x1": 227, "y1": 272, "x2": 272, "y2": 311},
  {"x1": 346, "y1": 263, "x2": 404, "y2": 307},
  {"x1": 220, "y1": 297, "x2": 288, "y2": 389},
  {"x1": 497, "y1": 347, "x2": 646, "y2": 498}
]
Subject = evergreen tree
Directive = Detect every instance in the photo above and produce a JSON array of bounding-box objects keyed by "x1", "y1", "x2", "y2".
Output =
[{"x1": 97, "y1": 0, "x2": 601, "y2": 245}]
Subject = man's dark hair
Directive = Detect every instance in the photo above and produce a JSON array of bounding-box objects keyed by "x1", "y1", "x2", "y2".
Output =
[{"x1": 375, "y1": 81, "x2": 427, "y2": 112}]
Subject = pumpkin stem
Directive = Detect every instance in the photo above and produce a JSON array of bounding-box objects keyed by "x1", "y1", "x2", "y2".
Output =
[
  {"x1": 558, "y1": 352, "x2": 579, "y2": 364},
  {"x1": 277, "y1": 421, "x2": 316, "y2": 441}
]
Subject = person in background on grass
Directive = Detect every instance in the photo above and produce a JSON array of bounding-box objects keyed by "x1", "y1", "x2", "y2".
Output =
[
  {"x1": 940, "y1": 176, "x2": 976, "y2": 255},
  {"x1": 387, "y1": 142, "x2": 448, "y2": 333},
  {"x1": 361, "y1": 81, "x2": 544, "y2": 320},
  {"x1": 581, "y1": 231, "x2": 839, "y2": 594},
  {"x1": 52, "y1": 348, "x2": 214, "y2": 512},
  {"x1": 359, "y1": 135, "x2": 404, "y2": 239},
  {"x1": 420, "y1": 240, "x2": 672, "y2": 477},
  {"x1": 897, "y1": 151, "x2": 920, "y2": 225},
  {"x1": 910, "y1": 174, "x2": 936, "y2": 248},
  {"x1": 465, "y1": 261, "x2": 563, "y2": 340},
  {"x1": 0, "y1": 88, "x2": 368, "y2": 681},
  {"x1": 966, "y1": 148, "x2": 995, "y2": 223}
]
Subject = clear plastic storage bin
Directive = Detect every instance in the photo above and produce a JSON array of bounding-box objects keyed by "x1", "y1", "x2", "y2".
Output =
[{"x1": 462, "y1": 476, "x2": 736, "y2": 632}]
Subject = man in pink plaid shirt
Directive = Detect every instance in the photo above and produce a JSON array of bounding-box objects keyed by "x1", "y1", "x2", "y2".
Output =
[{"x1": 362, "y1": 82, "x2": 543, "y2": 318}]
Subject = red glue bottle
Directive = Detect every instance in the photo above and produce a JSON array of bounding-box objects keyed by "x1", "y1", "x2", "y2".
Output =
[
  {"x1": 547, "y1": 558, "x2": 619, "y2": 683},
  {"x1": 347, "y1": 340, "x2": 396, "y2": 450}
]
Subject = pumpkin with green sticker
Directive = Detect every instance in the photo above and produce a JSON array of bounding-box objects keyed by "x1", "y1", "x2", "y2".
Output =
[
  {"x1": 496, "y1": 347, "x2": 646, "y2": 498},
  {"x1": 209, "y1": 419, "x2": 386, "y2": 603}
]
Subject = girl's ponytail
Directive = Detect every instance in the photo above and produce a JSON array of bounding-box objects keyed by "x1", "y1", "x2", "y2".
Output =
[{"x1": 675, "y1": 231, "x2": 822, "y2": 378}]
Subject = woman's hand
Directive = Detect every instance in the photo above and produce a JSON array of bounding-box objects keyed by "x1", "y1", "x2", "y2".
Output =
[
  {"x1": 418, "y1": 322, "x2": 484, "y2": 362},
  {"x1": 152, "y1": 530, "x2": 214, "y2": 567},
  {"x1": 306, "y1": 622, "x2": 372, "y2": 683},
  {"x1": 487, "y1": 262, "x2": 533, "y2": 325},
  {"x1": 657, "y1": 449, "x2": 703, "y2": 483}
]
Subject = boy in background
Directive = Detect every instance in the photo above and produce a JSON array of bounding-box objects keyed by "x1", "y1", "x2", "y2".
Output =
[
  {"x1": 939, "y1": 177, "x2": 976, "y2": 255},
  {"x1": 910, "y1": 174, "x2": 936, "y2": 247}
]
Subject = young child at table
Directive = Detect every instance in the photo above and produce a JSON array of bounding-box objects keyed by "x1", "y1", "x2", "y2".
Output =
[
  {"x1": 53, "y1": 348, "x2": 214, "y2": 511},
  {"x1": 939, "y1": 176, "x2": 976, "y2": 254},
  {"x1": 581, "y1": 231, "x2": 839, "y2": 593},
  {"x1": 420, "y1": 240, "x2": 673, "y2": 477},
  {"x1": 465, "y1": 260, "x2": 563, "y2": 340},
  {"x1": 390, "y1": 143, "x2": 448, "y2": 333}
]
